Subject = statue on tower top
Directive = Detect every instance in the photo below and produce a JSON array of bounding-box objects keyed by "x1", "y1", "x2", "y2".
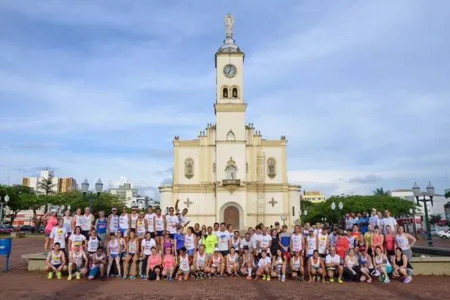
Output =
[
  {"x1": 225, "y1": 13, "x2": 234, "y2": 38},
  {"x1": 217, "y1": 12, "x2": 242, "y2": 54}
]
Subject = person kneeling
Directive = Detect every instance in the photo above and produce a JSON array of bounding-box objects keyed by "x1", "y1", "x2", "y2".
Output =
[
  {"x1": 256, "y1": 251, "x2": 272, "y2": 281},
  {"x1": 45, "y1": 242, "x2": 67, "y2": 279},
  {"x1": 88, "y1": 247, "x2": 107, "y2": 281},
  {"x1": 240, "y1": 246, "x2": 255, "y2": 280},
  {"x1": 176, "y1": 247, "x2": 191, "y2": 281},
  {"x1": 67, "y1": 242, "x2": 88, "y2": 280},
  {"x1": 290, "y1": 251, "x2": 304, "y2": 281},
  {"x1": 325, "y1": 247, "x2": 343, "y2": 283},
  {"x1": 308, "y1": 250, "x2": 325, "y2": 283}
]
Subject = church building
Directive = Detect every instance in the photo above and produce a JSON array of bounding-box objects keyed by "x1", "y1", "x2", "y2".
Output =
[{"x1": 159, "y1": 14, "x2": 301, "y2": 229}]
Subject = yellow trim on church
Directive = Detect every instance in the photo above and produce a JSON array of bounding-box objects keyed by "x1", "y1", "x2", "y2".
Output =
[{"x1": 214, "y1": 103, "x2": 247, "y2": 113}]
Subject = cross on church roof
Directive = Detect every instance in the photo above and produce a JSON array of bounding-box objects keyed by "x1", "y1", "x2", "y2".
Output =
[
  {"x1": 268, "y1": 198, "x2": 278, "y2": 207},
  {"x1": 184, "y1": 198, "x2": 193, "y2": 208}
]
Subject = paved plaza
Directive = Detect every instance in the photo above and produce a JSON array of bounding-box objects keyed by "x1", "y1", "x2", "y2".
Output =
[{"x1": 1, "y1": 239, "x2": 450, "y2": 300}]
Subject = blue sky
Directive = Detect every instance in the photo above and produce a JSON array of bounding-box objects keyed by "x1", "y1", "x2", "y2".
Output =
[{"x1": 0, "y1": 0, "x2": 449, "y2": 198}]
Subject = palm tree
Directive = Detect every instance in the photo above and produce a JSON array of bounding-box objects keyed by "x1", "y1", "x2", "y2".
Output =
[{"x1": 373, "y1": 187, "x2": 389, "y2": 196}]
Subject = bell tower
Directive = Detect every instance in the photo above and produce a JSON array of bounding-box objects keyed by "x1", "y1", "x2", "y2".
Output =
[
  {"x1": 215, "y1": 13, "x2": 245, "y2": 105},
  {"x1": 214, "y1": 13, "x2": 247, "y2": 184}
]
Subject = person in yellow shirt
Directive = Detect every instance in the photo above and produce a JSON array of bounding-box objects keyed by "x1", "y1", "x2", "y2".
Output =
[{"x1": 202, "y1": 226, "x2": 218, "y2": 259}]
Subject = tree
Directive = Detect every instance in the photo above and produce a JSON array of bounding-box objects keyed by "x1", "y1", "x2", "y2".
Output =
[
  {"x1": 37, "y1": 169, "x2": 57, "y2": 213},
  {"x1": 0, "y1": 185, "x2": 39, "y2": 225},
  {"x1": 445, "y1": 190, "x2": 450, "y2": 199},
  {"x1": 54, "y1": 191, "x2": 124, "y2": 215},
  {"x1": 302, "y1": 194, "x2": 416, "y2": 225},
  {"x1": 373, "y1": 187, "x2": 389, "y2": 196},
  {"x1": 429, "y1": 214, "x2": 442, "y2": 228}
]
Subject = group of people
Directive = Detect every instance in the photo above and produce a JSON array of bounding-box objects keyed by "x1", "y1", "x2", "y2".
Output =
[{"x1": 41, "y1": 205, "x2": 417, "y2": 284}]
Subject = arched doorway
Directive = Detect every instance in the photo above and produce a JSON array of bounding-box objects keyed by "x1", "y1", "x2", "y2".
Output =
[{"x1": 224, "y1": 206, "x2": 239, "y2": 230}]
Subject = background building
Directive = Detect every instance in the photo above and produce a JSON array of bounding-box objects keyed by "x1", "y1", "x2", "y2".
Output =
[
  {"x1": 302, "y1": 191, "x2": 326, "y2": 203},
  {"x1": 109, "y1": 183, "x2": 138, "y2": 207},
  {"x1": 390, "y1": 189, "x2": 448, "y2": 219},
  {"x1": 58, "y1": 177, "x2": 77, "y2": 193},
  {"x1": 22, "y1": 169, "x2": 59, "y2": 194}
]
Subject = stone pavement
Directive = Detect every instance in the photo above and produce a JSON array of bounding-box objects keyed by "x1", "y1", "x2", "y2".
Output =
[{"x1": 1, "y1": 239, "x2": 449, "y2": 300}]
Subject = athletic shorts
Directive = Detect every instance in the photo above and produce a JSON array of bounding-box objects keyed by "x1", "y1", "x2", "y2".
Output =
[
  {"x1": 51, "y1": 264, "x2": 62, "y2": 269},
  {"x1": 89, "y1": 266, "x2": 100, "y2": 278},
  {"x1": 319, "y1": 253, "x2": 327, "y2": 259},
  {"x1": 45, "y1": 232, "x2": 51, "y2": 238},
  {"x1": 118, "y1": 228, "x2": 128, "y2": 237},
  {"x1": 327, "y1": 266, "x2": 337, "y2": 271},
  {"x1": 156, "y1": 231, "x2": 164, "y2": 237},
  {"x1": 386, "y1": 265, "x2": 393, "y2": 274},
  {"x1": 306, "y1": 254, "x2": 313, "y2": 260},
  {"x1": 386, "y1": 250, "x2": 395, "y2": 256},
  {"x1": 110, "y1": 254, "x2": 118, "y2": 259},
  {"x1": 169, "y1": 233, "x2": 175, "y2": 239},
  {"x1": 73, "y1": 265, "x2": 87, "y2": 272},
  {"x1": 220, "y1": 250, "x2": 229, "y2": 257},
  {"x1": 187, "y1": 249, "x2": 195, "y2": 257}
]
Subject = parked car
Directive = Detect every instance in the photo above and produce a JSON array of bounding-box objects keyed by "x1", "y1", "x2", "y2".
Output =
[
  {"x1": 0, "y1": 225, "x2": 14, "y2": 234},
  {"x1": 438, "y1": 230, "x2": 450, "y2": 239},
  {"x1": 431, "y1": 229, "x2": 438, "y2": 236},
  {"x1": 19, "y1": 225, "x2": 36, "y2": 233}
]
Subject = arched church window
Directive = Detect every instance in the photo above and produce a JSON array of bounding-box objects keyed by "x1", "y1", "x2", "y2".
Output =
[
  {"x1": 223, "y1": 88, "x2": 229, "y2": 98},
  {"x1": 232, "y1": 87, "x2": 238, "y2": 98},
  {"x1": 226, "y1": 130, "x2": 236, "y2": 141}
]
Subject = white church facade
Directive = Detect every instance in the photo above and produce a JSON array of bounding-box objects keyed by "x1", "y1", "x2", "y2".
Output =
[{"x1": 159, "y1": 14, "x2": 301, "y2": 229}]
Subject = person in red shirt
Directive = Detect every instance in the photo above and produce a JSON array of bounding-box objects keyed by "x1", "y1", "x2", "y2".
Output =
[{"x1": 335, "y1": 229, "x2": 350, "y2": 263}]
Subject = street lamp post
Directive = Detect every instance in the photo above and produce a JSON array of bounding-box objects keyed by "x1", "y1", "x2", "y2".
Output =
[
  {"x1": 0, "y1": 195, "x2": 10, "y2": 226},
  {"x1": 81, "y1": 179, "x2": 103, "y2": 211},
  {"x1": 303, "y1": 209, "x2": 308, "y2": 225},
  {"x1": 331, "y1": 201, "x2": 344, "y2": 227},
  {"x1": 412, "y1": 182, "x2": 434, "y2": 247},
  {"x1": 409, "y1": 208, "x2": 417, "y2": 239}
]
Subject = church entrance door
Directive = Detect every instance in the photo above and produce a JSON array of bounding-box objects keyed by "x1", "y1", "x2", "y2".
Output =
[{"x1": 224, "y1": 206, "x2": 239, "y2": 230}]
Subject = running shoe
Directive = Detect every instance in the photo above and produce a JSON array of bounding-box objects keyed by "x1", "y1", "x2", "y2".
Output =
[
  {"x1": 75, "y1": 272, "x2": 81, "y2": 280},
  {"x1": 329, "y1": 278, "x2": 335, "y2": 283},
  {"x1": 338, "y1": 278, "x2": 343, "y2": 284},
  {"x1": 47, "y1": 272, "x2": 54, "y2": 280},
  {"x1": 67, "y1": 274, "x2": 72, "y2": 281},
  {"x1": 403, "y1": 276, "x2": 412, "y2": 283},
  {"x1": 262, "y1": 274, "x2": 267, "y2": 280},
  {"x1": 130, "y1": 276, "x2": 136, "y2": 280},
  {"x1": 56, "y1": 272, "x2": 62, "y2": 279},
  {"x1": 384, "y1": 277, "x2": 390, "y2": 284},
  {"x1": 266, "y1": 276, "x2": 271, "y2": 281}
]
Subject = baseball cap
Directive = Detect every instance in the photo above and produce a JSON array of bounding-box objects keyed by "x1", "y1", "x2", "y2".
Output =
[
  {"x1": 50, "y1": 209, "x2": 57, "y2": 213},
  {"x1": 112, "y1": 207, "x2": 117, "y2": 211},
  {"x1": 214, "y1": 248, "x2": 219, "y2": 252},
  {"x1": 274, "y1": 222, "x2": 280, "y2": 225}
]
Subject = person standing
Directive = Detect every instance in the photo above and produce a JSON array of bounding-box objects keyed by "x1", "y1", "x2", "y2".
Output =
[
  {"x1": 49, "y1": 218, "x2": 68, "y2": 253},
  {"x1": 95, "y1": 211, "x2": 108, "y2": 245},
  {"x1": 43, "y1": 209, "x2": 58, "y2": 255},
  {"x1": 144, "y1": 206, "x2": 156, "y2": 238},
  {"x1": 381, "y1": 210, "x2": 398, "y2": 235},
  {"x1": 118, "y1": 206, "x2": 130, "y2": 238},
  {"x1": 80, "y1": 207, "x2": 94, "y2": 239},
  {"x1": 359, "y1": 212, "x2": 370, "y2": 234},
  {"x1": 107, "y1": 208, "x2": 119, "y2": 235}
]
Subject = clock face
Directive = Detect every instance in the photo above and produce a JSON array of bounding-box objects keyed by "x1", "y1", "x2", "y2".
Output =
[{"x1": 223, "y1": 64, "x2": 237, "y2": 78}]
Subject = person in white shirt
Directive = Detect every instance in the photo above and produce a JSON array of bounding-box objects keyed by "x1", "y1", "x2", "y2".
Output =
[
  {"x1": 252, "y1": 226, "x2": 263, "y2": 256},
  {"x1": 212, "y1": 222, "x2": 220, "y2": 238},
  {"x1": 217, "y1": 222, "x2": 231, "y2": 256},
  {"x1": 80, "y1": 207, "x2": 95, "y2": 239},
  {"x1": 369, "y1": 209, "x2": 379, "y2": 228},
  {"x1": 256, "y1": 251, "x2": 272, "y2": 280},
  {"x1": 49, "y1": 218, "x2": 68, "y2": 251},
  {"x1": 381, "y1": 210, "x2": 398, "y2": 235},
  {"x1": 258, "y1": 229, "x2": 272, "y2": 255},
  {"x1": 165, "y1": 207, "x2": 179, "y2": 239},
  {"x1": 144, "y1": 206, "x2": 156, "y2": 238},
  {"x1": 240, "y1": 233, "x2": 254, "y2": 255},
  {"x1": 325, "y1": 247, "x2": 343, "y2": 283}
]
